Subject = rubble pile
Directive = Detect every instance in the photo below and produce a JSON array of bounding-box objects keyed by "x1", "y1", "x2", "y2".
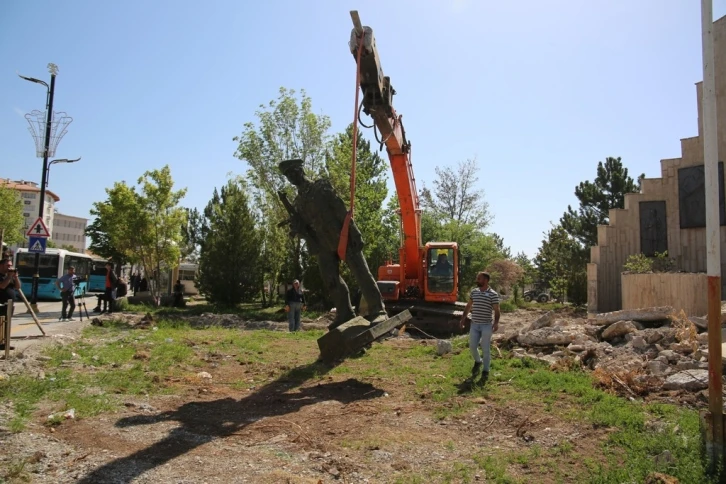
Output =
[{"x1": 495, "y1": 306, "x2": 719, "y2": 396}]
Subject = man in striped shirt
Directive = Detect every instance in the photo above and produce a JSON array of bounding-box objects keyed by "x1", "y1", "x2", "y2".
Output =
[{"x1": 460, "y1": 271, "x2": 500, "y2": 385}]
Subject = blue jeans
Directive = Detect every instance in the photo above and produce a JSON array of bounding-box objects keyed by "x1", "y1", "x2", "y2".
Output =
[
  {"x1": 469, "y1": 323, "x2": 494, "y2": 372},
  {"x1": 288, "y1": 302, "x2": 302, "y2": 332}
]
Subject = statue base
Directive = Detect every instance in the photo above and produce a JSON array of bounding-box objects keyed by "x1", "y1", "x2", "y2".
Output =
[{"x1": 317, "y1": 310, "x2": 412, "y2": 364}]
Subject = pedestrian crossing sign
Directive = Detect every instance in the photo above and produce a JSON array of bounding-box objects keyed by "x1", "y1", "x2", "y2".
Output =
[{"x1": 28, "y1": 236, "x2": 47, "y2": 254}]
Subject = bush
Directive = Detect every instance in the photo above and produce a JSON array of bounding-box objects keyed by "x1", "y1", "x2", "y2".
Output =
[
  {"x1": 499, "y1": 300, "x2": 517, "y2": 313},
  {"x1": 623, "y1": 251, "x2": 675, "y2": 274}
]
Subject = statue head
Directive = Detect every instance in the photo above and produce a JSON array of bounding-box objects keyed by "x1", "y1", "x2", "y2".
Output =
[{"x1": 279, "y1": 159, "x2": 306, "y2": 186}]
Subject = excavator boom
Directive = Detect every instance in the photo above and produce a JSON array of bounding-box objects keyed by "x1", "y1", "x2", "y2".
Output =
[{"x1": 349, "y1": 21, "x2": 422, "y2": 283}]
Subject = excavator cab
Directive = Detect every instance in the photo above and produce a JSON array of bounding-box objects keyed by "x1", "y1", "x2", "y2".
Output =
[{"x1": 424, "y1": 243, "x2": 459, "y2": 303}]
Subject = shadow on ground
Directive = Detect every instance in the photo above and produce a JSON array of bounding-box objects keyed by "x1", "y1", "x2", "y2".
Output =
[{"x1": 76, "y1": 361, "x2": 384, "y2": 483}]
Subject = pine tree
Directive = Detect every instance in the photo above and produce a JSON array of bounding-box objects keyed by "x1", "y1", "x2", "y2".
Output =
[{"x1": 197, "y1": 178, "x2": 262, "y2": 305}]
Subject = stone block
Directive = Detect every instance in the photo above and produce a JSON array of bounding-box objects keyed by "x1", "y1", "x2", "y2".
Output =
[{"x1": 317, "y1": 310, "x2": 411, "y2": 363}]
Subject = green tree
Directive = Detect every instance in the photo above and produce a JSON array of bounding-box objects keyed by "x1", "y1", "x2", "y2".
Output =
[
  {"x1": 86, "y1": 215, "x2": 127, "y2": 267},
  {"x1": 88, "y1": 166, "x2": 186, "y2": 296},
  {"x1": 513, "y1": 251, "x2": 536, "y2": 290},
  {"x1": 233, "y1": 87, "x2": 331, "y2": 304},
  {"x1": 197, "y1": 178, "x2": 261, "y2": 305},
  {"x1": 561, "y1": 156, "x2": 642, "y2": 247},
  {"x1": 325, "y1": 124, "x2": 397, "y2": 288},
  {"x1": 534, "y1": 224, "x2": 588, "y2": 304},
  {"x1": 420, "y1": 158, "x2": 492, "y2": 231},
  {"x1": 137, "y1": 166, "x2": 187, "y2": 295},
  {"x1": 180, "y1": 207, "x2": 203, "y2": 263},
  {"x1": 0, "y1": 184, "x2": 25, "y2": 245}
]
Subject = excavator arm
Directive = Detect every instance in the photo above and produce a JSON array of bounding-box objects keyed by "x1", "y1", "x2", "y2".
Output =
[{"x1": 349, "y1": 13, "x2": 422, "y2": 283}]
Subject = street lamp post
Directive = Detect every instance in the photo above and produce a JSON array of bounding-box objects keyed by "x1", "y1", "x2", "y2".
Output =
[
  {"x1": 46, "y1": 157, "x2": 81, "y2": 186},
  {"x1": 18, "y1": 63, "x2": 58, "y2": 309}
]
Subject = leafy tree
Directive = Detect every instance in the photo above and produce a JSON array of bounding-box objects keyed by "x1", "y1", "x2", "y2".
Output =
[
  {"x1": 45, "y1": 239, "x2": 57, "y2": 249},
  {"x1": 561, "y1": 156, "x2": 642, "y2": 247},
  {"x1": 88, "y1": 165, "x2": 186, "y2": 296},
  {"x1": 513, "y1": 251, "x2": 536, "y2": 290},
  {"x1": 325, "y1": 124, "x2": 397, "y2": 291},
  {"x1": 0, "y1": 184, "x2": 25, "y2": 245},
  {"x1": 60, "y1": 244, "x2": 77, "y2": 252},
  {"x1": 420, "y1": 158, "x2": 492, "y2": 231},
  {"x1": 180, "y1": 207, "x2": 203, "y2": 263},
  {"x1": 534, "y1": 224, "x2": 588, "y2": 304},
  {"x1": 197, "y1": 178, "x2": 261, "y2": 305},
  {"x1": 86, "y1": 214, "x2": 127, "y2": 267},
  {"x1": 234, "y1": 87, "x2": 331, "y2": 303},
  {"x1": 137, "y1": 166, "x2": 187, "y2": 295},
  {"x1": 485, "y1": 259, "x2": 524, "y2": 295}
]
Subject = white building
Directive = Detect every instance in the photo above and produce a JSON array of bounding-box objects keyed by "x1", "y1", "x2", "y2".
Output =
[
  {"x1": 1, "y1": 179, "x2": 59, "y2": 239},
  {"x1": 52, "y1": 212, "x2": 88, "y2": 252}
]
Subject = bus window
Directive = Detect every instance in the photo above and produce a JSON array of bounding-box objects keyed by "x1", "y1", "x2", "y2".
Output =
[{"x1": 15, "y1": 253, "x2": 59, "y2": 279}]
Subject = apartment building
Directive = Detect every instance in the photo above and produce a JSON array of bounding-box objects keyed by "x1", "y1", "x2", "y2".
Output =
[
  {"x1": 0, "y1": 179, "x2": 60, "y2": 234},
  {"x1": 52, "y1": 212, "x2": 88, "y2": 252}
]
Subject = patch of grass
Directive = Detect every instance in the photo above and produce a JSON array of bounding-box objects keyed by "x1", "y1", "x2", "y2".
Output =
[{"x1": 0, "y1": 315, "x2": 714, "y2": 482}]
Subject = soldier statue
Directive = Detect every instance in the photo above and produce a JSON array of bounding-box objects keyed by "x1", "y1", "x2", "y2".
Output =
[{"x1": 278, "y1": 158, "x2": 387, "y2": 329}]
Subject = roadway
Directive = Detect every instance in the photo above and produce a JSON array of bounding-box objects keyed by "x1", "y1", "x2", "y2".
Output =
[{"x1": 7, "y1": 293, "x2": 101, "y2": 350}]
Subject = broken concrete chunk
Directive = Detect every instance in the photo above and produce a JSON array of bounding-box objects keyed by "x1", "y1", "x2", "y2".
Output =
[
  {"x1": 595, "y1": 307, "x2": 674, "y2": 326},
  {"x1": 647, "y1": 360, "x2": 671, "y2": 377},
  {"x1": 436, "y1": 340, "x2": 453, "y2": 356},
  {"x1": 526, "y1": 311, "x2": 556, "y2": 332},
  {"x1": 517, "y1": 327, "x2": 579, "y2": 347},
  {"x1": 631, "y1": 335, "x2": 647, "y2": 349},
  {"x1": 601, "y1": 320, "x2": 638, "y2": 341},
  {"x1": 662, "y1": 370, "x2": 709, "y2": 391}
]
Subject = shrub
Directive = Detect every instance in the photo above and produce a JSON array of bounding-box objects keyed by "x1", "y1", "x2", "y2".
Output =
[{"x1": 623, "y1": 251, "x2": 676, "y2": 274}]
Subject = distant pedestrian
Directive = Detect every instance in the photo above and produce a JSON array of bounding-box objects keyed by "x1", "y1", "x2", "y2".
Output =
[
  {"x1": 103, "y1": 262, "x2": 118, "y2": 314},
  {"x1": 284, "y1": 279, "x2": 306, "y2": 332},
  {"x1": 55, "y1": 265, "x2": 77, "y2": 321},
  {"x1": 460, "y1": 271, "x2": 500, "y2": 386}
]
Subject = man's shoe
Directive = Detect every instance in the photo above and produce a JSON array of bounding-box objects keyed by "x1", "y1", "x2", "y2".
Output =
[
  {"x1": 67, "y1": 318, "x2": 75, "y2": 321},
  {"x1": 471, "y1": 361, "x2": 482, "y2": 378},
  {"x1": 476, "y1": 371, "x2": 490, "y2": 387}
]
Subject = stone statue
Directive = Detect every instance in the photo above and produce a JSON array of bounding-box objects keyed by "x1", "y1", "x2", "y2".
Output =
[{"x1": 278, "y1": 158, "x2": 387, "y2": 328}]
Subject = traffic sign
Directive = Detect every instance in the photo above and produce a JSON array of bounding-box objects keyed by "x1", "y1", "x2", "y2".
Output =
[
  {"x1": 28, "y1": 236, "x2": 47, "y2": 254},
  {"x1": 26, "y1": 217, "x2": 50, "y2": 238}
]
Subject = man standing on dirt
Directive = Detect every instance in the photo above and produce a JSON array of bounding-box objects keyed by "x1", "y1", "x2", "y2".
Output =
[
  {"x1": 284, "y1": 279, "x2": 306, "y2": 332},
  {"x1": 460, "y1": 271, "x2": 500, "y2": 386}
]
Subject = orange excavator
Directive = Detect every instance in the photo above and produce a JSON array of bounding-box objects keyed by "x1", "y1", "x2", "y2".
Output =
[{"x1": 348, "y1": 11, "x2": 468, "y2": 334}]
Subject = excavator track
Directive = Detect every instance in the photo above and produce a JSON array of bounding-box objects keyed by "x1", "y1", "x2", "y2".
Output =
[{"x1": 384, "y1": 300, "x2": 470, "y2": 336}]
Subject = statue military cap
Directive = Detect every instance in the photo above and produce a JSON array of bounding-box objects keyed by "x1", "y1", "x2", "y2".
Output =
[{"x1": 279, "y1": 159, "x2": 304, "y2": 175}]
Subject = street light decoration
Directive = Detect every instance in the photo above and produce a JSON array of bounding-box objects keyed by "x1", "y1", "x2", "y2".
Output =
[{"x1": 24, "y1": 109, "x2": 72, "y2": 158}]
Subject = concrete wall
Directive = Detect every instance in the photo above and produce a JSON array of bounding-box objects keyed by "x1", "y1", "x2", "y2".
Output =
[
  {"x1": 621, "y1": 273, "x2": 707, "y2": 317},
  {"x1": 589, "y1": 15, "x2": 726, "y2": 313}
]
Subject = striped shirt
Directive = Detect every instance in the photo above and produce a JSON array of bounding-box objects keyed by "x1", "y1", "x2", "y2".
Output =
[{"x1": 469, "y1": 287, "x2": 500, "y2": 324}]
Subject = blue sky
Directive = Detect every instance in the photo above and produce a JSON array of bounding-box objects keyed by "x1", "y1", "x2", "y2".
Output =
[{"x1": 2, "y1": 0, "x2": 725, "y2": 258}]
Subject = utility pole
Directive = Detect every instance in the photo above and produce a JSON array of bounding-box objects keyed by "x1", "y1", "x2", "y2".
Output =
[{"x1": 700, "y1": 0, "x2": 724, "y2": 470}]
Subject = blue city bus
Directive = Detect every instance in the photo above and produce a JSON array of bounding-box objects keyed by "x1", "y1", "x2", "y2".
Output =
[
  {"x1": 14, "y1": 248, "x2": 92, "y2": 300},
  {"x1": 88, "y1": 258, "x2": 108, "y2": 292}
]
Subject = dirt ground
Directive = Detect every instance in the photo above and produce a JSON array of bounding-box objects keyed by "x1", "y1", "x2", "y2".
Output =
[{"x1": 0, "y1": 307, "x2": 690, "y2": 483}]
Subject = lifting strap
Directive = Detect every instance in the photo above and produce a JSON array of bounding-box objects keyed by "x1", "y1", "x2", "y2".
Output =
[{"x1": 337, "y1": 29, "x2": 365, "y2": 261}]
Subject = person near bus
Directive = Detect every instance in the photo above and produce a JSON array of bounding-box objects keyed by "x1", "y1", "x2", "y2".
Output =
[
  {"x1": 55, "y1": 265, "x2": 77, "y2": 321},
  {"x1": 103, "y1": 262, "x2": 118, "y2": 314}
]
